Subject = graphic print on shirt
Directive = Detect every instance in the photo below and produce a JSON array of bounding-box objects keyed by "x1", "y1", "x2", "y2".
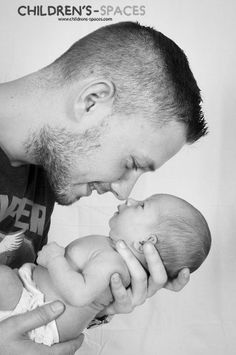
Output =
[
  {"x1": 0, "y1": 195, "x2": 48, "y2": 268},
  {"x1": 0, "y1": 230, "x2": 24, "y2": 253},
  {"x1": 0, "y1": 195, "x2": 47, "y2": 235}
]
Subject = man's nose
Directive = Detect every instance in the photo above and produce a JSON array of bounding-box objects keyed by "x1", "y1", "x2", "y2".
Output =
[
  {"x1": 111, "y1": 172, "x2": 141, "y2": 200},
  {"x1": 126, "y1": 198, "x2": 138, "y2": 206}
]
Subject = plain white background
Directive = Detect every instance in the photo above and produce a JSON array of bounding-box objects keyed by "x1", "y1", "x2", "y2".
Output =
[{"x1": 0, "y1": 0, "x2": 236, "y2": 354}]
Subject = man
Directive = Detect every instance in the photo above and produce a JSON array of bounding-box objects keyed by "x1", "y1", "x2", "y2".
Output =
[{"x1": 0, "y1": 22, "x2": 207, "y2": 354}]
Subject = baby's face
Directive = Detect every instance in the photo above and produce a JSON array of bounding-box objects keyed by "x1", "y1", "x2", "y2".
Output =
[{"x1": 109, "y1": 195, "x2": 161, "y2": 244}]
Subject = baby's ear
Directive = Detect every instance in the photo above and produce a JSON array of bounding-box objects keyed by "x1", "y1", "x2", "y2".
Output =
[
  {"x1": 132, "y1": 234, "x2": 158, "y2": 254},
  {"x1": 132, "y1": 241, "x2": 145, "y2": 254},
  {"x1": 146, "y1": 234, "x2": 158, "y2": 245}
]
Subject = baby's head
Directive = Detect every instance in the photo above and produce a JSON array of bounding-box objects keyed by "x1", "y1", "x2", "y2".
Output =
[{"x1": 109, "y1": 194, "x2": 211, "y2": 279}]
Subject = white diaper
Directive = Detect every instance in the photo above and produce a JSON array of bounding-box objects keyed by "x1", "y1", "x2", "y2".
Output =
[{"x1": 0, "y1": 263, "x2": 59, "y2": 346}]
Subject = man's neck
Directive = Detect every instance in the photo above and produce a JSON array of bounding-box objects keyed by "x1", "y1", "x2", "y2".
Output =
[
  {"x1": 0, "y1": 76, "x2": 35, "y2": 166},
  {"x1": 0, "y1": 72, "x2": 64, "y2": 167}
]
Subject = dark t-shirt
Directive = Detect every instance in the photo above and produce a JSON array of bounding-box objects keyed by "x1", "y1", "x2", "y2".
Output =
[{"x1": 0, "y1": 147, "x2": 55, "y2": 268}]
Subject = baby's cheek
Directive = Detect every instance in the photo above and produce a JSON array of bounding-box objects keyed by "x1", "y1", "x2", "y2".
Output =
[
  {"x1": 112, "y1": 214, "x2": 140, "y2": 239},
  {"x1": 110, "y1": 223, "x2": 126, "y2": 239},
  {"x1": 133, "y1": 224, "x2": 151, "y2": 240}
]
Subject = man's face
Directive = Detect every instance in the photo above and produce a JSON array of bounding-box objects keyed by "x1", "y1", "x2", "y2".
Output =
[{"x1": 30, "y1": 116, "x2": 186, "y2": 205}]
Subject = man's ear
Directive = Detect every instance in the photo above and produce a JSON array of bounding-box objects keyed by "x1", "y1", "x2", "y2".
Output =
[{"x1": 74, "y1": 80, "x2": 115, "y2": 119}]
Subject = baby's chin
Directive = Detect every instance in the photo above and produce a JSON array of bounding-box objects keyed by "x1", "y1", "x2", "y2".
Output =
[{"x1": 108, "y1": 213, "x2": 120, "y2": 232}]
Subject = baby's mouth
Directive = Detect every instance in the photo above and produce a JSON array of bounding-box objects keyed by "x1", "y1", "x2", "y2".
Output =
[
  {"x1": 110, "y1": 209, "x2": 119, "y2": 219},
  {"x1": 117, "y1": 200, "x2": 128, "y2": 213}
]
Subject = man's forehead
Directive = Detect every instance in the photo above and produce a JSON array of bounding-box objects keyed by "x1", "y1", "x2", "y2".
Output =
[
  {"x1": 133, "y1": 145, "x2": 171, "y2": 171},
  {"x1": 136, "y1": 125, "x2": 186, "y2": 166}
]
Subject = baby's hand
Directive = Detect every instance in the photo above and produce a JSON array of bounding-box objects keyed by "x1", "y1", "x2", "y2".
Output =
[{"x1": 37, "y1": 242, "x2": 65, "y2": 268}]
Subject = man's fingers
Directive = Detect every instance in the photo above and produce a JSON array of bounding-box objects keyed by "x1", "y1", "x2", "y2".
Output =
[
  {"x1": 109, "y1": 273, "x2": 133, "y2": 314},
  {"x1": 13, "y1": 301, "x2": 65, "y2": 334},
  {"x1": 164, "y1": 268, "x2": 190, "y2": 292},
  {"x1": 111, "y1": 273, "x2": 133, "y2": 308},
  {"x1": 52, "y1": 334, "x2": 84, "y2": 355},
  {"x1": 115, "y1": 240, "x2": 147, "y2": 306},
  {"x1": 143, "y1": 242, "x2": 168, "y2": 298}
]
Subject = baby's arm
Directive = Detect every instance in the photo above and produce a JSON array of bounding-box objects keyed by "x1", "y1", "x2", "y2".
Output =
[
  {"x1": 37, "y1": 242, "x2": 116, "y2": 307},
  {"x1": 0, "y1": 265, "x2": 23, "y2": 311}
]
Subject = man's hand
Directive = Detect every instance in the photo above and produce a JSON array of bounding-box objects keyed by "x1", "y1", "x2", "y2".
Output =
[
  {"x1": 103, "y1": 240, "x2": 190, "y2": 315},
  {"x1": 0, "y1": 301, "x2": 84, "y2": 355},
  {"x1": 37, "y1": 242, "x2": 65, "y2": 268}
]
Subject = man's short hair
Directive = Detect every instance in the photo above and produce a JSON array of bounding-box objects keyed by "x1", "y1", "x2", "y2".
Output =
[{"x1": 50, "y1": 21, "x2": 208, "y2": 143}]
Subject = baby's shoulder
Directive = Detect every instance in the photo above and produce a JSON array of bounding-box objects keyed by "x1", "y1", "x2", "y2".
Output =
[
  {"x1": 65, "y1": 235, "x2": 115, "y2": 270},
  {"x1": 67, "y1": 235, "x2": 112, "y2": 253},
  {"x1": 87, "y1": 235, "x2": 117, "y2": 259},
  {"x1": 88, "y1": 242, "x2": 130, "y2": 287}
]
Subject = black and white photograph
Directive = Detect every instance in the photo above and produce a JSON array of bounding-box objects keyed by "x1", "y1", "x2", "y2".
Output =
[{"x1": 0, "y1": 1, "x2": 235, "y2": 354}]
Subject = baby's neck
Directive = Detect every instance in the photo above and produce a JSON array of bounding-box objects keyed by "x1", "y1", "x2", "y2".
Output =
[{"x1": 108, "y1": 236, "x2": 148, "y2": 271}]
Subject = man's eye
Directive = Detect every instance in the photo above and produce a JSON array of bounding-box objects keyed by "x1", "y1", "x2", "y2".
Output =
[
  {"x1": 126, "y1": 157, "x2": 139, "y2": 171},
  {"x1": 132, "y1": 158, "x2": 139, "y2": 171}
]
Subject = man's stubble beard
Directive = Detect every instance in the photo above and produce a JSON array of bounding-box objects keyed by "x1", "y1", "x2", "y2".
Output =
[{"x1": 24, "y1": 125, "x2": 102, "y2": 206}]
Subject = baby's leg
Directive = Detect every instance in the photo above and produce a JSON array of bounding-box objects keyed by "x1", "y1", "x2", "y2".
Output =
[{"x1": 0, "y1": 265, "x2": 23, "y2": 311}]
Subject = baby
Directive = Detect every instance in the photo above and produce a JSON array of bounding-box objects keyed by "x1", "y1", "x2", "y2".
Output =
[{"x1": 0, "y1": 194, "x2": 211, "y2": 346}]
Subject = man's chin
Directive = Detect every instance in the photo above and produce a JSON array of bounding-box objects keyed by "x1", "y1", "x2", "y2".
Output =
[
  {"x1": 54, "y1": 184, "x2": 93, "y2": 205},
  {"x1": 55, "y1": 195, "x2": 80, "y2": 206},
  {"x1": 54, "y1": 190, "x2": 83, "y2": 206}
]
